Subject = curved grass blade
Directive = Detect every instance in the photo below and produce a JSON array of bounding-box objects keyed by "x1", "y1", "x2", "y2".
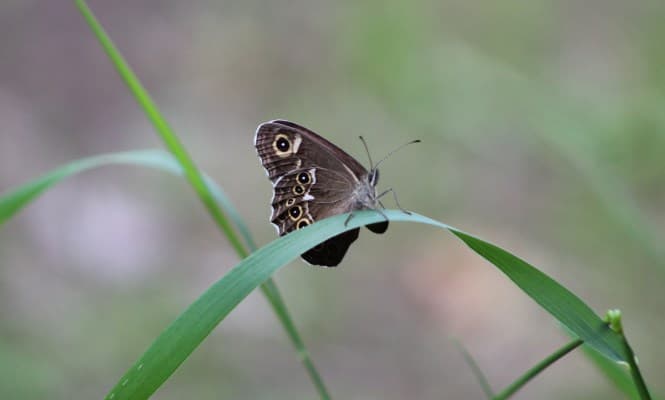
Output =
[
  {"x1": 74, "y1": 1, "x2": 330, "y2": 397},
  {"x1": 493, "y1": 339, "x2": 583, "y2": 400},
  {"x1": 0, "y1": 148, "x2": 329, "y2": 398},
  {"x1": 582, "y1": 342, "x2": 661, "y2": 400},
  {"x1": 448, "y1": 228, "x2": 626, "y2": 362},
  {"x1": 454, "y1": 339, "x2": 494, "y2": 398},
  {"x1": 104, "y1": 210, "x2": 643, "y2": 399},
  {"x1": 2, "y1": 150, "x2": 647, "y2": 397},
  {"x1": 70, "y1": 3, "x2": 651, "y2": 397},
  {"x1": 0, "y1": 150, "x2": 245, "y2": 242},
  {"x1": 74, "y1": 0, "x2": 245, "y2": 257},
  {"x1": 0, "y1": 150, "x2": 175, "y2": 225}
]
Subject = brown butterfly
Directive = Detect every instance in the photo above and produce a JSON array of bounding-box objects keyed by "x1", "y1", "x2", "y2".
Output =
[{"x1": 254, "y1": 120, "x2": 418, "y2": 267}]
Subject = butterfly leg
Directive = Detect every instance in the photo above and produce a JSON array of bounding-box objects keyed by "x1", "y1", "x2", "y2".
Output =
[
  {"x1": 375, "y1": 207, "x2": 389, "y2": 222},
  {"x1": 346, "y1": 208, "x2": 388, "y2": 226},
  {"x1": 377, "y1": 188, "x2": 411, "y2": 215},
  {"x1": 344, "y1": 212, "x2": 355, "y2": 226},
  {"x1": 365, "y1": 206, "x2": 389, "y2": 234}
]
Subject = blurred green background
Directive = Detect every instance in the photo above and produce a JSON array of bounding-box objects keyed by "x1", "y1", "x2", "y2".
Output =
[{"x1": 1, "y1": 0, "x2": 664, "y2": 399}]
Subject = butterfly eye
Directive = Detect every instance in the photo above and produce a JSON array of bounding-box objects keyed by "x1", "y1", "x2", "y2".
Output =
[
  {"x1": 297, "y1": 172, "x2": 311, "y2": 184},
  {"x1": 273, "y1": 134, "x2": 291, "y2": 155},
  {"x1": 297, "y1": 218, "x2": 310, "y2": 229},
  {"x1": 285, "y1": 198, "x2": 296, "y2": 207},
  {"x1": 293, "y1": 185, "x2": 305, "y2": 195},
  {"x1": 370, "y1": 169, "x2": 379, "y2": 186},
  {"x1": 289, "y1": 206, "x2": 302, "y2": 220}
]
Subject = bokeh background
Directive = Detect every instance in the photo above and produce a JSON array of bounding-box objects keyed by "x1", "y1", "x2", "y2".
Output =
[{"x1": 1, "y1": 1, "x2": 664, "y2": 399}]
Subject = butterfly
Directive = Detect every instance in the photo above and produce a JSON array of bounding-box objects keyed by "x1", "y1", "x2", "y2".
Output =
[{"x1": 254, "y1": 120, "x2": 417, "y2": 267}]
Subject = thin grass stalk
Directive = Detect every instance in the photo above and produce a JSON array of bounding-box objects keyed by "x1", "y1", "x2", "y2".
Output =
[{"x1": 74, "y1": 1, "x2": 330, "y2": 398}]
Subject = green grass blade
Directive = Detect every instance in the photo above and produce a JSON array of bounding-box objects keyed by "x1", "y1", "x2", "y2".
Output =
[
  {"x1": 66, "y1": 4, "x2": 652, "y2": 397},
  {"x1": 582, "y1": 341, "x2": 661, "y2": 400},
  {"x1": 73, "y1": 0, "x2": 245, "y2": 257},
  {"x1": 493, "y1": 339, "x2": 583, "y2": 400},
  {"x1": 0, "y1": 150, "x2": 175, "y2": 225},
  {"x1": 104, "y1": 212, "x2": 363, "y2": 399},
  {"x1": 0, "y1": 150, "x2": 247, "y2": 246},
  {"x1": 2, "y1": 146, "x2": 647, "y2": 397},
  {"x1": 103, "y1": 210, "x2": 644, "y2": 399},
  {"x1": 448, "y1": 228, "x2": 626, "y2": 362},
  {"x1": 0, "y1": 148, "x2": 258, "y2": 253},
  {"x1": 74, "y1": 1, "x2": 330, "y2": 398},
  {"x1": 619, "y1": 334, "x2": 653, "y2": 399},
  {"x1": 454, "y1": 339, "x2": 494, "y2": 398},
  {"x1": 0, "y1": 148, "x2": 329, "y2": 398},
  {"x1": 589, "y1": 348, "x2": 639, "y2": 399}
]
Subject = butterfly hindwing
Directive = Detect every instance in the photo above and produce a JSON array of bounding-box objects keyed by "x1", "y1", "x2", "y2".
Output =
[
  {"x1": 254, "y1": 120, "x2": 389, "y2": 267},
  {"x1": 301, "y1": 229, "x2": 360, "y2": 267},
  {"x1": 270, "y1": 169, "x2": 315, "y2": 234}
]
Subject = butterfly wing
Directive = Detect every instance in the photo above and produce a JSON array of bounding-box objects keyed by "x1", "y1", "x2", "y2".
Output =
[
  {"x1": 255, "y1": 120, "x2": 371, "y2": 266},
  {"x1": 267, "y1": 167, "x2": 361, "y2": 267},
  {"x1": 254, "y1": 120, "x2": 368, "y2": 182},
  {"x1": 269, "y1": 167, "x2": 359, "y2": 232},
  {"x1": 301, "y1": 229, "x2": 360, "y2": 267}
]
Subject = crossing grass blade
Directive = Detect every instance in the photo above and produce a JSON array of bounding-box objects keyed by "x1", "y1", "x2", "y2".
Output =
[
  {"x1": 98, "y1": 209, "x2": 642, "y2": 399},
  {"x1": 0, "y1": 149, "x2": 327, "y2": 398},
  {"x1": 582, "y1": 342, "x2": 660, "y2": 400},
  {"x1": 0, "y1": 151, "x2": 650, "y2": 398},
  {"x1": 61, "y1": 1, "x2": 653, "y2": 398},
  {"x1": 73, "y1": 1, "x2": 331, "y2": 397}
]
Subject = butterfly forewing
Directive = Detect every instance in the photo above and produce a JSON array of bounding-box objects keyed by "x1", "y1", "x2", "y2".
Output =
[
  {"x1": 255, "y1": 120, "x2": 368, "y2": 180},
  {"x1": 254, "y1": 120, "x2": 387, "y2": 266}
]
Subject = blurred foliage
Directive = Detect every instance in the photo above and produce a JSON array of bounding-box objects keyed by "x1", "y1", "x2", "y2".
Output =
[{"x1": 1, "y1": 0, "x2": 663, "y2": 399}]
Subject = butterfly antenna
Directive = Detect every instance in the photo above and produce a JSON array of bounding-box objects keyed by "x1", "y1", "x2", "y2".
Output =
[
  {"x1": 374, "y1": 139, "x2": 421, "y2": 169},
  {"x1": 358, "y1": 136, "x2": 374, "y2": 170}
]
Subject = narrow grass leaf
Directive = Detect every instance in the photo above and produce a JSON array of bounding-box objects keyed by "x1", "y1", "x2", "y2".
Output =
[
  {"x1": 40, "y1": 8, "x2": 650, "y2": 396},
  {"x1": 74, "y1": 0, "x2": 246, "y2": 257},
  {"x1": 493, "y1": 339, "x2": 583, "y2": 400},
  {"x1": 1, "y1": 150, "x2": 177, "y2": 226},
  {"x1": 104, "y1": 210, "x2": 638, "y2": 399},
  {"x1": 0, "y1": 150, "x2": 246, "y2": 244},
  {"x1": 449, "y1": 229, "x2": 626, "y2": 362},
  {"x1": 582, "y1": 342, "x2": 661, "y2": 400},
  {"x1": 454, "y1": 339, "x2": 494, "y2": 398},
  {"x1": 0, "y1": 148, "x2": 329, "y2": 398},
  {"x1": 74, "y1": 2, "x2": 330, "y2": 396},
  {"x1": 3, "y1": 151, "x2": 645, "y2": 397}
]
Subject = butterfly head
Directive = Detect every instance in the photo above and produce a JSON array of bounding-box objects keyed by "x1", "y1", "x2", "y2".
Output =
[
  {"x1": 358, "y1": 135, "x2": 419, "y2": 189},
  {"x1": 353, "y1": 170, "x2": 382, "y2": 211},
  {"x1": 355, "y1": 136, "x2": 421, "y2": 218}
]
